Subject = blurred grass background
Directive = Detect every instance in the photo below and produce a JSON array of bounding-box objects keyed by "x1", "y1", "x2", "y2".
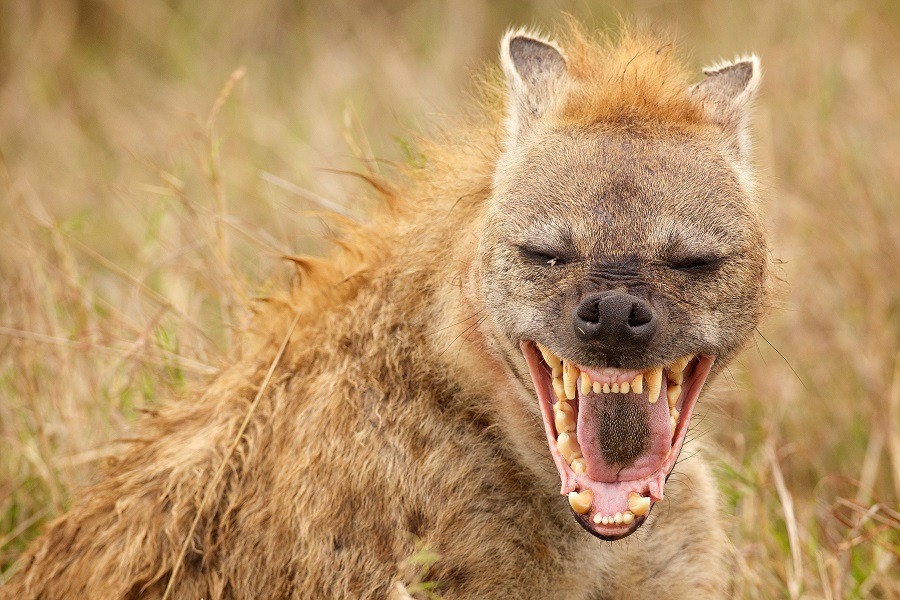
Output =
[{"x1": 0, "y1": 0, "x2": 898, "y2": 597}]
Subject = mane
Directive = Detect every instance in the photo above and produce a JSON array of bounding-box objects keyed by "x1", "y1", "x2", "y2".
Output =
[{"x1": 558, "y1": 22, "x2": 703, "y2": 129}]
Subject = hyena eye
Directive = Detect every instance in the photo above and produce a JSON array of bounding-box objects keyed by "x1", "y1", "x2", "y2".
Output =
[
  {"x1": 668, "y1": 254, "x2": 725, "y2": 274},
  {"x1": 518, "y1": 244, "x2": 569, "y2": 267}
]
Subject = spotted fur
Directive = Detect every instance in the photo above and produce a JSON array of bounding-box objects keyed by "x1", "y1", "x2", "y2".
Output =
[{"x1": 2, "y1": 23, "x2": 768, "y2": 599}]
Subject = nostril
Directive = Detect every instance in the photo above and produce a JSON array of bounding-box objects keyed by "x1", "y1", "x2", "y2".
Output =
[
  {"x1": 628, "y1": 302, "x2": 653, "y2": 328},
  {"x1": 576, "y1": 298, "x2": 601, "y2": 324}
]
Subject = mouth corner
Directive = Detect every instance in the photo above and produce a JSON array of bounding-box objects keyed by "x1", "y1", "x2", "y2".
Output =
[{"x1": 520, "y1": 339, "x2": 715, "y2": 539}]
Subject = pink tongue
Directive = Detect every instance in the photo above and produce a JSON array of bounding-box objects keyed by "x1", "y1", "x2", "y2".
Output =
[{"x1": 576, "y1": 387, "x2": 672, "y2": 482}]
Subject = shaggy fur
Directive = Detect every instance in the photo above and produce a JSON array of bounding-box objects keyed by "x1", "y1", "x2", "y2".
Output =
[{"x1": 2, "y1": 23, "x2": 768, "y2": 599}]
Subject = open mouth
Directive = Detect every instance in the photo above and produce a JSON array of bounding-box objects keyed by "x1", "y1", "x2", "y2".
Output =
[{"x1": 521, "y1": 341, "x2": 715, "y2": 540}]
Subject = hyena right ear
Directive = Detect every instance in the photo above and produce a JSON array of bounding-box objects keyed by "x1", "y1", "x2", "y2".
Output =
[
  {"x1": 500, "y1": 29, "x2": 570, "y2": 146},
  {"x1": 691, "y1": 56, "x2": 761, "y2": 157}
]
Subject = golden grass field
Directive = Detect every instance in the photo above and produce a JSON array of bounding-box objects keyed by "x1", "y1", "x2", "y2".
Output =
[{"x1": 0, "y1": 0, "x2": 898, "y2": 597}]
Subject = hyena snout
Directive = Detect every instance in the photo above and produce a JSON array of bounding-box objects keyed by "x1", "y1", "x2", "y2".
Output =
[{"x1": 573, "y1": 291, "x2": 658, "y2": 350}]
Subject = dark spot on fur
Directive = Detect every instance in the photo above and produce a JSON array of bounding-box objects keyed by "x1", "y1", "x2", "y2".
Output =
[
  {"x1": 405, "y1": 507, "x2": 427, "y2": 537},
  {"x1": 437, "y1": 565, "x2": 471, "y2": 591}
]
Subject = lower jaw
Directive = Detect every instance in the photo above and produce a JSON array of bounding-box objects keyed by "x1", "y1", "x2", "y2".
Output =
[
  {"x1": 521, "y1": 342, "x2": 715, "y2": 540},
  {"x1": 568, "y1": 460, "x2": 680, "y2": 540}
]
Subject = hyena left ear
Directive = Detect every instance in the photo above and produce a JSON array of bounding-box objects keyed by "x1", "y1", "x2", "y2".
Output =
[
  {"x1": 691, "y1": 56, "x2": 761, "y2": 156},
  {"x1": 500, "y1": 29, "x2": 570, "y2": 146}
]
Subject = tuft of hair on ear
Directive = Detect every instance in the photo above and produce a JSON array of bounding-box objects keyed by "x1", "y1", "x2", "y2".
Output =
[
  {"x1": 691, "y1": 55, "x2": 761, "y2": 157},
  {"x1": 499, "y1": 27, "x2": 570, "y2": 146}
]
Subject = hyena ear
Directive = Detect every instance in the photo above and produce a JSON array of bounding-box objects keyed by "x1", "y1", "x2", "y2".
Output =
[
  {"x1": 500, "y1": 29, "x2": 570, "y2": 146},
  {"x1": 691, "y1": 56, "x2": 761, "y2": 156}
]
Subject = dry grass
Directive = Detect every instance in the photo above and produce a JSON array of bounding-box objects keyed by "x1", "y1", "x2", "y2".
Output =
[{"x1": 0, "y1": 1, "x2": 898, "y2": 597}]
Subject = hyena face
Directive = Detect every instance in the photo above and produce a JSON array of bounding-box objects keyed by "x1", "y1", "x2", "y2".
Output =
[{"x1": 479, "y1": 32, "x2": 768, "y2": 540}]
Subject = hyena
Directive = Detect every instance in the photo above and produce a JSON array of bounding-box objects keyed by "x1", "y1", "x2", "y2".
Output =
[{"x1": 2, "y1": 25, "x2": 768, "y2": 599}]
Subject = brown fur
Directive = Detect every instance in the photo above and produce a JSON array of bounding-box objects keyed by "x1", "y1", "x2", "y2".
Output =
[{"x1": 2, "y1": 23, "x2": 768, "y2": 599}]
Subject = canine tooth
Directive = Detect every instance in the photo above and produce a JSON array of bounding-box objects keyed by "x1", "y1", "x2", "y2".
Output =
[
  {"x1": 628, "y1": 493, "x2": 651, "y2": 516},
  {"x1": 593, "y1": 381, "x2": 602, "y2": 394},
  {"x1": 667, "y1": 384, "x2": 682, "y2": 407},
  {"x1": 568, "y1": 490, "x2": 593, "y2": 514},
  {"x1": 552, "y1": 378, "x2": 566, "y2": 402},
  {"x1": 612, "y1": 383, "x2": 619, "y2": 394},
  {"x1": 580, "y1": 372, "x2": 592, "y2": 396},
  {"x1": 563, "y1": 362, "x2": 578, "y2": 400},
  {"x1": 571, "y1": 458, "x2": 587, "y2": 475},
  {"x1": 621, "y1": 381, "x2": 630, "y2": 394},
  {"x1": 623, "y1": 511, "x2": 634, "y2": 525},
  {"x1": 602, "y1": 383, "x2": 611, "y2": 394},
  {"x1": 537, "y1": 343, "x2": 562, "y2": 370},
  {"x1": 646, "y1": 368, "x2": 662, "y2": 404},
  {"x1": 555, "y1": 407, "x2": 576, "y2": 434},
  {"x1": 614, "y1": 512, "x2": 623, "y2": 525},
  {"x1": 557, "y1": 433, "x2": 582, "y2": 463},
  {"x1": 593, "y1": 513, "x2": 604, "y2": 525}
]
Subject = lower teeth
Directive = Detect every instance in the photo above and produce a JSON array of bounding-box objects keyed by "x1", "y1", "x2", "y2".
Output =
[
  {"x1": 627, "y1": 492, "x2": 651, "y2": 516},
  {"x1": 568, "y1": 489, "x2": 593, "y2": 514},
  {"x1": 592, "y1": 510, "x2": 635, "y2": 526}
]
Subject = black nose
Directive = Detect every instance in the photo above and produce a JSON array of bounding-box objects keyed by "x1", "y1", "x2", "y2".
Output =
[{"x1": 573, "y1": 291, "x2": 658, "y2": 348}]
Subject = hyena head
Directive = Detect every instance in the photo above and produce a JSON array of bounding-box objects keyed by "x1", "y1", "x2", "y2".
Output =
[{"x1": 478, "y1": 29, "x2": 768, "y2": 539}]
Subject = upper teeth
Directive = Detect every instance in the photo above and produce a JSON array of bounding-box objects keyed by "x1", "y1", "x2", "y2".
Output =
[
  {"x1": 539, "y1": 353, "x2": 650, "y2": 403},
  {"x1": 645, "y1": 367, "x2": 662, "y2": 404},
  {"x1": 556, "y1": 432, "x2": 582, "y2": 463},
  {"x1": 631, "y1": 373, "x2": 643, "y2": 393},
  {"x1": 563, "y1": 362, "x2": 579, "y2": 400},
  {"x1": 536, "y1": 343, "x2": 694, "y2": 451},
  {"x1": 554, "y1": 402, "x2": 576, "y2": 434},
  {"x1": 669, "y1": 355, "x2": 692, "y2": 373},
  {"x1": 666, "y1": 384, "x2": 682, "y2": 406},
  {"x1": 580, "y1": 372, "x2": 592, "y2": 396},
  {"x1": 538, "y1": 344, "x2": 562, "y2": 371}
]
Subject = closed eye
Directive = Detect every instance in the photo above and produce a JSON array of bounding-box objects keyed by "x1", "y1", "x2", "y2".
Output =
[
  {"x1": 668, "y1": 254, "x2": 726, "y2": 273},
  {"x1": 518, "y1": 244, "x2": 570, "y2": 266}
]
